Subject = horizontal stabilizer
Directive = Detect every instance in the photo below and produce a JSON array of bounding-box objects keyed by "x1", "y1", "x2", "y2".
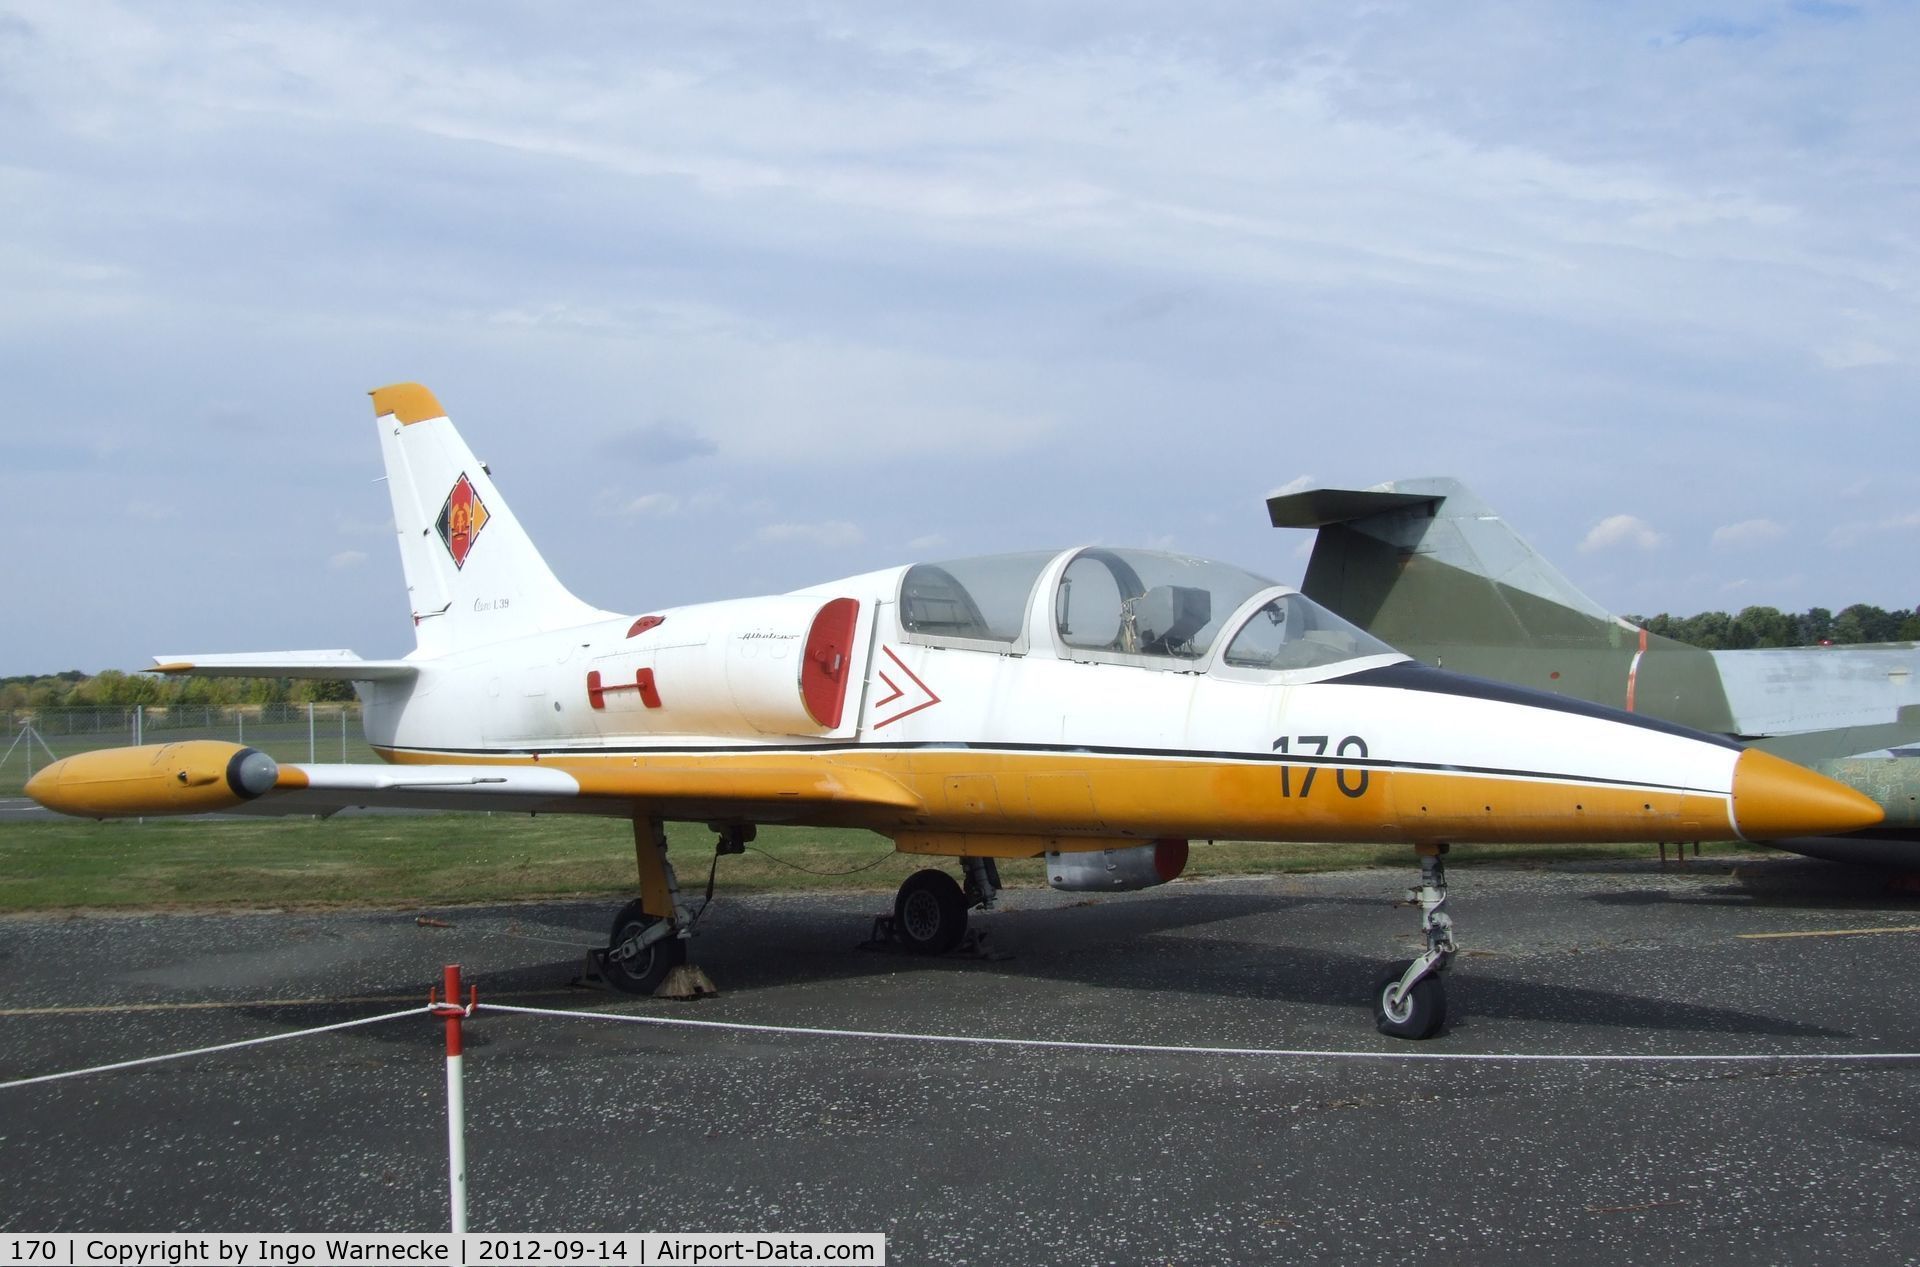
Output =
[
  {"x1": 1266, "y1": 488, "x2": 1441, "y2": 529},
  {"x1": 1748, "y1": 706, "x2": 1920, "y2": 764},
  {"x1": 151, "y1": 651, "x2": 418, "y2": 681}
]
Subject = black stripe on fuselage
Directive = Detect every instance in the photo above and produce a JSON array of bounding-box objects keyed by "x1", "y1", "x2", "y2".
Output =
[
  {"x1": 1327, "y1": 661, "x2": 1744, "y2": 751},
  {"x1": 373, "y1": 738, "x2": 1722, "y2": 797}
]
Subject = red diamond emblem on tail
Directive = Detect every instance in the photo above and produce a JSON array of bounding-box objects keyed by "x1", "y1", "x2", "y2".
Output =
[{"x1": 435, "y1": 474, "x2": 491, "y2": 570}]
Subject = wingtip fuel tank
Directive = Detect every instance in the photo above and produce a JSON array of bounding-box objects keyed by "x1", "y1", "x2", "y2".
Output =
[{"x1": 25, "y1": 742, "x2": 281, "y2": 819}]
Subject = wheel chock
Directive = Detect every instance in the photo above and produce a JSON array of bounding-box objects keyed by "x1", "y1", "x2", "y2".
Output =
[
  {"x1": 572, "y1": 948, "x2": 613, "y2": 991},
  {"x1": 856, "y1": 919, "x2": 1010, "y2": 962},
  {"x1": 653, "y1": 964, "x2": 719, "y2": 1000}
]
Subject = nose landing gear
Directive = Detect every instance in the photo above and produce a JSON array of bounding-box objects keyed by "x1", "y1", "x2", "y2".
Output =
[{"x1": 1374, "y1": 843, "x2": 1454, "y2": 1040}]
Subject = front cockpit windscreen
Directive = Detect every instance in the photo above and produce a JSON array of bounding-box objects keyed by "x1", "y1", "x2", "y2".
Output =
[
  {"x1": 1221, "y1": 592, "x2": 1399, "y2": 671},
  {"x1": 900, "y1": 551, "x2": 1057, "y2": 645},
  {"x1": 1055, "y1": 549, "x2": 1275, "y2": 661}
]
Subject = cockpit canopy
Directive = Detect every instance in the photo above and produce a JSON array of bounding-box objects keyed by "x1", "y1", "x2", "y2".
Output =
[
  {"x1": 898, "y1": 547, "x2": 1400, "y2": 674},
  {"x1": 1054, "y1": 548, "x2": 1266, "y2": 660},
  {"x1": 899, "y1": 550, "x2": 1055, "y2": 646}
]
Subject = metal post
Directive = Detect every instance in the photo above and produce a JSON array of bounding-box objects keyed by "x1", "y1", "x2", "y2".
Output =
[
  {"x1": 341, "y1": 709, "x2": 348, "y2": 763},
  {"x1": 432, "y1": 964, "x2": 473, "y2": 1233},
  {"x1": 308, "y1": 702, "x2": 316, "y2": 764},
  {"x1": 134, "y1": 705, "x2": 143, "y2": 747},
  {"x1": 237, "y1": 710, "x2": 244, "y2": 745}
]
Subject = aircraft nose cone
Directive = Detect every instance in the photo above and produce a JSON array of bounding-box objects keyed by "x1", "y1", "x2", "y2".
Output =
[
  {"x1": 23, "y1": 760, "x2": 63, "y2": 809},
  {"x1": 1731, "y1": 748, "x2": 1885, "y2": 840}
]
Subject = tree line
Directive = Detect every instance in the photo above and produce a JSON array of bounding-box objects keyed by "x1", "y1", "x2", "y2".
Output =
[
  {"x1": 1628, "y1": 603, "x2": 1920, "y2": 651},
  {"x1": 1, "y1": 670, "x2": 355, "y2": 711},
  {"x1": 9, "y1": 601, "x2": 1919, "y2": 707}
]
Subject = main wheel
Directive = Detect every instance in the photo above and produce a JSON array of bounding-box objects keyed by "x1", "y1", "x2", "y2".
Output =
[
  {"x1": 893, "y1": 869, "x2": 969, "y2": 955},
  {"x1": 603, "y1": 898, "x2": 688, "y2": 995},
  {"x1": 1373, "y1": 962, "x2": 1448, "y2": 1040}
]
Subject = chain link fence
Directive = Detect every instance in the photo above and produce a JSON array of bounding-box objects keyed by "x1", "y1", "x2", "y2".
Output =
[{"x1": 1, "y1": 704, "x2": 374, "y2": 796}]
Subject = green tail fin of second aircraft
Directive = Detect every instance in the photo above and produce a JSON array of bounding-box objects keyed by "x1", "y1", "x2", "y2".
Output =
[{"x1": 1266, "y1": 476, "x2": 1734, "y2": 727}]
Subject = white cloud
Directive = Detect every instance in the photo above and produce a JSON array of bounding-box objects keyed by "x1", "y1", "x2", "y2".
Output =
[
  {"x1": 1817, "y1": 339, "x2": 1898, "y2": 370},
  {"x1": 753, "y1": 521, "x2": 864, "y2": 549},
  {"x1": 1579, "y1": 514, "x2": 1662, "y2": 553},
  {"x1": 4, "y1": 2, "x2": 1920, "y2": 670},
  {"x1": 327, "y1": 550, "x2": 367, "y2": 570},
  {"x1": 612, "y1": 493, "x2": 681, "y2": 518},
  {"x1": 1711, "y1": 518, "x2": 1787, "y2": 550},
  {"x1": 335, "y1": 514, "x2": 394, "y2": 538},
  {"x1": 1827, "y1": 511, "x2": 1920, "y2": 550},
  {"x1": 907, "y1": 533, "x2": 948, "y2": 551}
]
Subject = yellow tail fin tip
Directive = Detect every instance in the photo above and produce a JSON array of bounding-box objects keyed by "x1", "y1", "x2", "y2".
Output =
[{"x1": 369, "y1": 382, "x2": 445, "y2": 425}]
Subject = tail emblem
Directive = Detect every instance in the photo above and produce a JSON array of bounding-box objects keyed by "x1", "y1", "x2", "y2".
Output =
[{"x1": 435, "y1": 473, "x2": 492, "y2": 570}]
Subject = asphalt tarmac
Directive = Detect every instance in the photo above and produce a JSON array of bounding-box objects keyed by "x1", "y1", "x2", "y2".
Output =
[{"x1": 3, "y1": 854, "x2": 1919, "y2": 1265}]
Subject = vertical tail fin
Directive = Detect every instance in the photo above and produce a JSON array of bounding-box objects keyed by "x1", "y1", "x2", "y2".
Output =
[
  {"x1": 1267, "y1": 476, "x2": 1630, "y2": 649},
  {"x1": 371, "y1": 383, "x2": 611, "y2": 655}
]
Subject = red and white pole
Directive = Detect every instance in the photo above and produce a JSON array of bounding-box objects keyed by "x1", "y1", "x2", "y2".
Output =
[{"x1": 430, "y1": 964, "x2": 475, "y2": 1232}]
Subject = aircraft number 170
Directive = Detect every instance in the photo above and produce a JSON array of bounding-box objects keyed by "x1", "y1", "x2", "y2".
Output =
[{"x1": 1271, "y1": 734, "x2": 1371, "y2": 799}]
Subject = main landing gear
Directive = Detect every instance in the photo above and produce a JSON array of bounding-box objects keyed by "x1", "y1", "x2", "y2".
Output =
[
  {"x1": 1374, "y1": 843, "x2": 1454, "y2": 1040},
  {"x1": 598, "y1": 819, "x2": 744, "y2": 997},
  {"x1": 879, "y1": 857, "x2": 1001, "y2": 955},
  {"x1": 603, "y1": 895, "x2": 688, "y2": 995}
]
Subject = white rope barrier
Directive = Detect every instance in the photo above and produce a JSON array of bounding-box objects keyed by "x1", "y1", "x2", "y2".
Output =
[
  {"x1": 2, "y1": 971, "x2": 1914, "y2": 1239},
  {"x1": 477, "y1": 1001, "x2": 1920, "y2": 1064},
  {"x1": 0, "y1": 1005, "x2": 430, "y2": 1090}
]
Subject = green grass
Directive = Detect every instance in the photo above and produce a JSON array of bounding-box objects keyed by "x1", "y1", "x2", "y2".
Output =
[{"x1": 0, "y1": 814, "x2": 1748, "y2": 913}]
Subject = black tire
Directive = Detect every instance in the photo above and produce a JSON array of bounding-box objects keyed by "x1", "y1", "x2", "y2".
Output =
[
  {"x1": 893, "y1": 869, "x2": 969, "y2": 955},
  {"x1": 1373, "y1": 962, "x2": 1448, "y2": 1040},
  {"x1": 603, "y1": 898, "x2": 688, "y2": 995}
]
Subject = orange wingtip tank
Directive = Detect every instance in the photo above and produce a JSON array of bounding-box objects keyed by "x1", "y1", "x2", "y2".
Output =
[{"x1": 25, "y1": 742, "x2": 285, "y2": 818}]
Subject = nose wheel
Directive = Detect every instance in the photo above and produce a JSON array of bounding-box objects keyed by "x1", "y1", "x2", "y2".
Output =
[
  {"x1": 1374, "y1": 844, "x2": 1454, "y2": 1040},
  {"x1": 1374, "y1": 962, "x2": 1447, "y2": 1039}
]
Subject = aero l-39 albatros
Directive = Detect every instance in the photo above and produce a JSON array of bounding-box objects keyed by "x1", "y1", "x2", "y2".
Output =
[{"x1": 27, "y1": 386, "x2": 1882, "y2": 1038}]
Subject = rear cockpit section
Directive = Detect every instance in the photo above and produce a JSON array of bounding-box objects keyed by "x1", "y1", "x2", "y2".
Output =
[
  {"x1": 900, "y1": 551, "x2": 1054, "y2": 650},
  {"x1": 895, "y1": 546, "x2": 1407, "y2": 677}
]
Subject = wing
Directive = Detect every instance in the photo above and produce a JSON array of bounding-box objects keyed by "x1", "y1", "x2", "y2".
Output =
[
  {"x1": 26, "y1": 742, "x2": 923, "y2": 823},
  {"x1": 150, "y1": 651, "x2": 418, "y2": 681}
]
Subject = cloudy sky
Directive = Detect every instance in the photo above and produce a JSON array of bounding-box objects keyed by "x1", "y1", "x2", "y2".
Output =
[{"x1": 2, "y1": 1, "x2": 1915, "y2": 674}]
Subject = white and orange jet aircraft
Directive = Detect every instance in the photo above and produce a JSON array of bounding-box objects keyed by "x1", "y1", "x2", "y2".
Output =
[{"x1": 28, "y1": 384, "x2": 1884, "y2": 1038}]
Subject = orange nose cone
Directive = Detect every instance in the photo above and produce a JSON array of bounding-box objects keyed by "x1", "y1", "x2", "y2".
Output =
[
  {"x1": 1731, "y1": 749, "x2": 1885, "y2": 840},
  {"x1": 23, "y1": 760, "x2": 64, "y2": 809}
]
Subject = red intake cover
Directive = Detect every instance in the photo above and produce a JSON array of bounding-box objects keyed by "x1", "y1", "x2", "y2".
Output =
[{"x1": 801, "y1": 598, "x2": 860, "y2": 729}]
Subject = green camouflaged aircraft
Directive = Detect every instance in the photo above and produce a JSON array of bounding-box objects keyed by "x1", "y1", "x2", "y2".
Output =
[{"x1": 1269, "y1": 477, "x2": 1920, "y2": 866}]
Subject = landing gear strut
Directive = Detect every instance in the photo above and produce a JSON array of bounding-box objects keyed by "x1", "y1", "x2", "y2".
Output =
[
  {"x1": 1374, "y1": 843, "x2": 1454, "y2": 1040},
  {"x1": 600, "y1": 818, "x2": 698, "y2": 996}
]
